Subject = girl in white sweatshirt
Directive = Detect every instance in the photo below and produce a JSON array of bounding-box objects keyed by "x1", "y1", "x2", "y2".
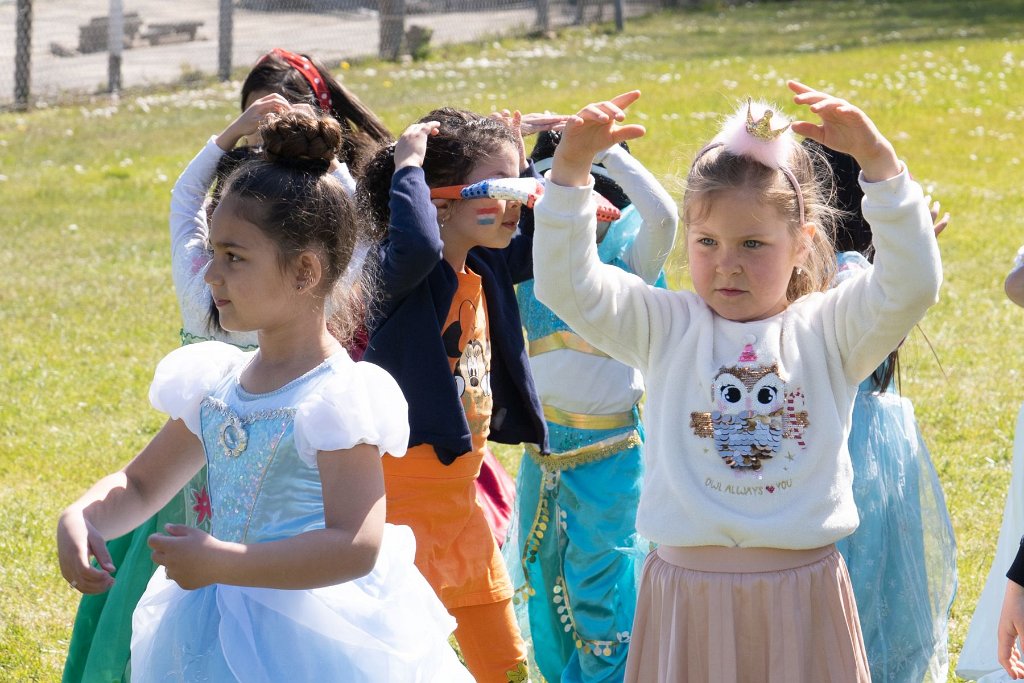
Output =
[{"x1": 531, "y1": 81, "x2": 942, "y2": 683}]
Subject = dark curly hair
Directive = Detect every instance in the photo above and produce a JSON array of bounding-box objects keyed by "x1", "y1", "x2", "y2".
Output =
[{"x1": 357, "y1": 107, "x2": 520, "y2": 241}]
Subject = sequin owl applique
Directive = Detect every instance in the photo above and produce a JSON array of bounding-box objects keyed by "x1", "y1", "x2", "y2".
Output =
[{"x1": 690, "y1": 343, "x2": 808, "y2": 471}]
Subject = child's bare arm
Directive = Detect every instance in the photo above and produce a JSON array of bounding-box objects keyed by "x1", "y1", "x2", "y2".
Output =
[
  {"x1": 148, "y1": 444, "x2": 386, "y2": 591},
  {"x1": 57, "y1": 418, "x2": 205, "y2": 593}
]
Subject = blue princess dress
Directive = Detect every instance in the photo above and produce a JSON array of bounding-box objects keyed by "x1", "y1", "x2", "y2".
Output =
[
  {"x1": 834, "y1": 252, "x2": 957, "y2": 683},
  {"x1": 129, "y1": 342, "x2": 473, "y2": 683}
]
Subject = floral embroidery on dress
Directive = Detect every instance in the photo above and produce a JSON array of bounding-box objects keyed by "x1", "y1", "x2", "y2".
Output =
[{"x1": 191, "y1": 485, "x2": 212, "y2": 525}]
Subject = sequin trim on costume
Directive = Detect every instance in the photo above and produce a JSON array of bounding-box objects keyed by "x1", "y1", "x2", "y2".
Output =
[
  {"x1": 524, "y1": 431, "x2": 641, "y2": 471},
  {"x1": 201, "y1": 397, "x2": 295, "y2": 542},
  {"x1": 552, "y1": 575, "x2": 625, "y2": 658},
  {"x1": 690, "y1": 350, "x2": 809, "y2": 472},
  {"x1": 179, "y1": 328, "x2": 258, "y2": 351},
  {"x1": 514, "y1": 467, "x2": 559, "y2": 605},
  {"x1": 506, "y1": 662, "x2": 530, "y2": 682}
]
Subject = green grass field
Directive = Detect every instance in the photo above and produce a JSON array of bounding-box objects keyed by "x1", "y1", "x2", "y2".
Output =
[{"x1": 3, "y1": 1, "x2": 1024, "y2": 679}]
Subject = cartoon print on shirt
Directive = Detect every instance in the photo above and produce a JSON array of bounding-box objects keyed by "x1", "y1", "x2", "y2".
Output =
[
  {"x1": 442, "y1": 299, "x2": 493, "y2": 404},
  {"x1": 690, "y1": 343, "x2": 808, "y2": 471}
]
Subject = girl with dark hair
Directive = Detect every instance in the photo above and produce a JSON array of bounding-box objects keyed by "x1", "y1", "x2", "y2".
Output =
[
  {"x1": 57, "y1": 107, "x2": 473, "y2": 683},
  {"x1": 358, "y1": 109, "x2": 554, "y2": 682},
  {"x1": 60, "y1": 52, "x2": 389, "y2": 683}
]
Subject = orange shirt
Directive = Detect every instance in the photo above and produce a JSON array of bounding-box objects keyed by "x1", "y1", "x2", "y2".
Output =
[{"x1": 408, "y1": 267, "x2": 493, "y2": 459}]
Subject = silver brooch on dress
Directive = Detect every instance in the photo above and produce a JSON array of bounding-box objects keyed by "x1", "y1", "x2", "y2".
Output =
[{"x1": 219, "y1": 413, "x2": 248, "y2": 458}]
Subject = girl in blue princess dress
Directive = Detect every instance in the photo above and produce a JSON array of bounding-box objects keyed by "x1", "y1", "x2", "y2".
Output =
[
  {"x1": 60, "y1": 50, "x2": 393, "y2": 683},
  {"x1": 56, "y1": 107, "x2": 472, "y2": 682}
]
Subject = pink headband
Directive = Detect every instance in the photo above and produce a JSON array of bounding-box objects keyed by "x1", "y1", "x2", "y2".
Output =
[
  {"x1": 692, "y1": 99, "x2": 806, "y2": 225},
  {"x1": 259, "y1": 48, "x2": 332, "y2": 111}
]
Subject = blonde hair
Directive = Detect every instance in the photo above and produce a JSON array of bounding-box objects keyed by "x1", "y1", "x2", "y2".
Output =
[{"x1": 683, "y1": 141, "x2": 840, "y2": 302}]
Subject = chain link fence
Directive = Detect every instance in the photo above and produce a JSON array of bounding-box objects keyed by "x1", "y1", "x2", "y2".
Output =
[{"x1": 1, "y1": 0, "x2": 674, "y2": 110}]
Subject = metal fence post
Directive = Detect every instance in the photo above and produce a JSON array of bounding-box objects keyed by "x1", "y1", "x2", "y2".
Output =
[
  {"x1": 614, "y1": 0, "x2": 624, "y2": 31},
  {"x1": 536, "y1": 0, "x2": 550, "y2": 33},
  {"x1": 379, "y1": 0, "x2": 405, "y2": 61},
  {"x1": 219, "y1": 0, "x2": 234, "y2": 81},
  {"x1": 14, "y1": 0, "x2": 32, "y2": 109},
  {"x1": 108, "y1": 0, "x2": 123, "y2": 93}
]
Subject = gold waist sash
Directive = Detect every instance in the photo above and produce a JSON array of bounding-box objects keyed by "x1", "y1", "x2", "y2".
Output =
[
  {"x1": 542, "y1": 404, "x2": 635, "y2": 430},
  {"x1": 529, "y1": 330, "x2": 611, "y2": 359}
]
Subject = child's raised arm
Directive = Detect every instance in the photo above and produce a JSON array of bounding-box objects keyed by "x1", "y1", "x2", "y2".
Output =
[
  {"x1": 375, "y1": 122, "x2": 446, "y2": 306},
  {"x1": 790, "y1": 81, "x2": 941, "y2": 381},
  {"x1": 596, "y1": 143, "x2": 678, "y2": 284},
  {"x1": 534, "y1": 91, "x2": 678, "y2": 374},
  {"x1": 549, "y1": 91, "x2": 646, "y2": 188}
]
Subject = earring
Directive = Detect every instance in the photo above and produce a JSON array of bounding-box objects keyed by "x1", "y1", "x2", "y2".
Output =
[{"x1": 794, "y1": 266, "x2": 804, "y2": 276}]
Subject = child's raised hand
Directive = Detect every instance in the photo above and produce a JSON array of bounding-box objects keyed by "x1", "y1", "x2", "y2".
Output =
[
  {"x1": 216, "y1": 93, "x2": 291, "y2": 152},
  {"x1": 394, "y1": 121, "x2": 440, "y2": 170},
  {"x1": 148, "y1": 523, "x2": 223, "y2": 590},
  {"x1": 514, "y1": 111, "x2": 569, "y2": 136},
  {"x1": 928, "y1": 197, "x2": 950, "y2": 238},
  {"x1": 57, "y1": 510, "x2": 116, "y2": 594},
  {"x1": 788, "y1": 80, "x2": 900, "y2": 183},
  {"x1": 550, "y1": 91, "x2": 646, "y2": 188},
  {"x1": 490, "y1": 110, "x2": 529, "y2": 171}
]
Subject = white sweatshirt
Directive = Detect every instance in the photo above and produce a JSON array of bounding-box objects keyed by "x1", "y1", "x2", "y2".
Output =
[{"x1": 533, "y1": 165, "x2": 941, "y2": 549}]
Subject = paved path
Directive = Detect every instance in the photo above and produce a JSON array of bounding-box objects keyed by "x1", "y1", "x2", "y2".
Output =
[{"x1": 0, "y1": 0, "x2": 550, "y2": 105}]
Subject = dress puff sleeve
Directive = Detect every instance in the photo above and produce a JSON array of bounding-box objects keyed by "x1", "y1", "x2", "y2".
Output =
[
  {"x1": 293, "y1": 361, "x2": 410, "y2": 467},
  {"x1": 149, "y1": 341, "x2": 251, "y2": 435}
]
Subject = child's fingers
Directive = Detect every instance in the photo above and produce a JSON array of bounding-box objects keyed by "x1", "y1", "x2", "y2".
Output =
[
  {"x1": 164, "y1": 523, "x2": 190, "y2": 537},
  {"x1": 89, "y1": 533, "x2": 116, "y2": 573},
  {"x1": 609, "y1": 90, "x2": 642, "y2": 110},
  {"x1": 790, "y1": 121, "x2": 825, "y2": 142},
  {"x1": 595, "y1": 100, "x2": 627, "y2": 122},
  {"x1": 402, "y1": 121, "x2": 440, "y2": 138},
  {"x1": 76, "y1": 564, "x2": 115, "y2": 593},
  {"x1": 612, "y1": 123, "x2": 647, "y2": 142},
  {"x1": 148, "y1": 531, "x2": 171, "y2": 551},
  {"x1": 787, "y1": 79, "x2": 816, "y2": 95},
  {"x1": 578, "y1": 103, "x2": 612, "y2": 123}
]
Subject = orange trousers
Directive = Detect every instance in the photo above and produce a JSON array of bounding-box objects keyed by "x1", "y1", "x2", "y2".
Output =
[{"x1": 383, "y1": 447, "x2": 527, "y2": 682}]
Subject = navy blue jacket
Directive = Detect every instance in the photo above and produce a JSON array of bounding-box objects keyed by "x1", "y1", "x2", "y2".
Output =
[{"x1": 364, "y1": 166, "x2": 548, "y2": 465}]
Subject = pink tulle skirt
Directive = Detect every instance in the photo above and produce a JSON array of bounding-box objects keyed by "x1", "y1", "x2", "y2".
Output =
[{"x1": 625, "y1": 544, "x2": 870, "y2": 683}]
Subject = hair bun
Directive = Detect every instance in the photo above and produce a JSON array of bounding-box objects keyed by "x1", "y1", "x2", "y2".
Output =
[{"x1": 260, "y1": 107, "x2": 343, "y2": 174}]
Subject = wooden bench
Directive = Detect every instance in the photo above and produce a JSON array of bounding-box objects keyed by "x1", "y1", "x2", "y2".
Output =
[
  {"x1": 139, "y1": 21, "x2": 204, "y2": 46},
  {"x1": 77, "y1": 13, "x2": 143, "y2": 54}
]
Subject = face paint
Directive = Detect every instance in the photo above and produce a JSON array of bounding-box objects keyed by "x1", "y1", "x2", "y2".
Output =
[{"x1": 475, "y1": 206, "x2": 500, "y2": 226}]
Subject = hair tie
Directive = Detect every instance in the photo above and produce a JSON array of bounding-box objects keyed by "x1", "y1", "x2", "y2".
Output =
[
  {"x1": 258, "y1": 48, "x2": 333, "y2": 111},
  {"x1": 693, "y1": 98, "x2": 805, "y2": 225}
]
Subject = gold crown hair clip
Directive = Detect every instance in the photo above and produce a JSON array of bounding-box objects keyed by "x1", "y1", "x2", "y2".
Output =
[{"x1": 745, "y1": 98, "x2": 790, "y2": 141}]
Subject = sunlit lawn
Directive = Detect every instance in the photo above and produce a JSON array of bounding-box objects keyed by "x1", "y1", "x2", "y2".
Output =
[{"x1": 3, "y1": 1, "x2": 1024, "y2": 679}]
